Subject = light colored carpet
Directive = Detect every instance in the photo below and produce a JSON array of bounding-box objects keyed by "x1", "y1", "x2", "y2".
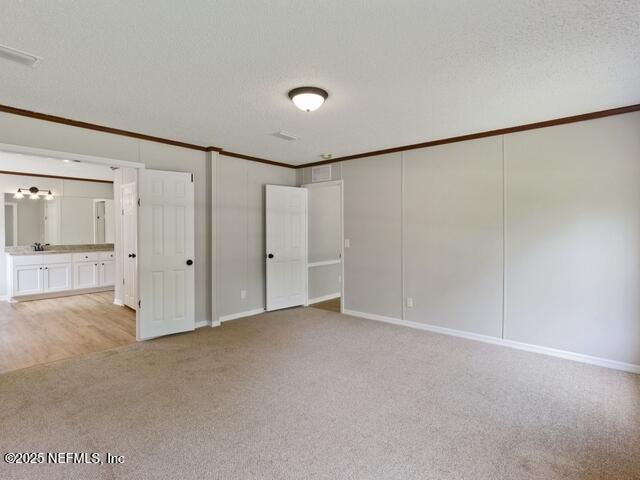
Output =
[{"x1": 1, "y1": 307, "x2": 639, "y2": 480}]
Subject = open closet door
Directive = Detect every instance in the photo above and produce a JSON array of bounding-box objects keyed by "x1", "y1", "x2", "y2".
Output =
[
  {"x1": 137, "y1": 169, "x2": 195, "y2": 340},
  {"x1": 265, "y1": 185, "x2": 307, "y2": 311}
]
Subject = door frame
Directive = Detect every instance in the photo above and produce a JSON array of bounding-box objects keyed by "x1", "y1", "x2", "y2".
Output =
[
  {"x1": 301, "y1": 180, "x2": 345, "y2": 313},
  {"x1": 0, "y1": 142, "x2": 146, "y2": 333}
]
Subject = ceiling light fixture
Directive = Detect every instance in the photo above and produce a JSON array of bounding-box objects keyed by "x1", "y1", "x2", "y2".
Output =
[
  {"x1": 0, "y1": 44, "x2": 42, "y2": 67},
  {"x1": 288, "y1": 87, "x2": 328, "y2": 112},
  {"x1": 45, "y1": 190, "x2": 54, "y2": 201},
  {"x1": 13, "y1": 188, "x2": 24, "y2": 199},
  {"x1": 321, "y1": 154, "x2": 333, "y2": 160}
]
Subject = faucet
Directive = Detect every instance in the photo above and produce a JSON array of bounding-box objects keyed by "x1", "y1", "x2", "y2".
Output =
[{"x1": 32, "y1": 242, "x2": 44, "y2": 252}]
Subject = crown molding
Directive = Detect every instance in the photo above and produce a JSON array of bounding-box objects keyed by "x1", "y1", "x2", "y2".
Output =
[
  {"x1": 2, "y1": 102, "x2": 639, "y2": 171},
  {"x1": 297, "y1": 103, "x2": 640, "y2": 168}
]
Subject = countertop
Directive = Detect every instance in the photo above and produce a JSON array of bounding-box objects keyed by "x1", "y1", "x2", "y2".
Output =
[{"x1": 5, "y1": 244, "x2": 115, "y2": 256}]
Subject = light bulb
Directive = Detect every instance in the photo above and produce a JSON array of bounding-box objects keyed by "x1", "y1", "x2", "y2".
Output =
[
  {"x1": 13, "y1": 188, "x2": 24, "y2": 199},
  {"x1": 45, "y1": 190, "x2": 54, "y2": 200}
]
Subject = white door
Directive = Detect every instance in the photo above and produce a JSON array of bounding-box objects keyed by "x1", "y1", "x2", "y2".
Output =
[
  {"x1": 265, "y1": 185, "x2": 307, "y2": 311},
  {"x1": 43, "y1": 263, "x2": 72, "y2": 292},
  {"x1": 44, "y1": 198, "x2": 60, "y2": 244},
  {"x1": 122, "y1": 182, "x2": 137, "y2": 309},
  {"x1": 74, "y1": 262, "x2": 99, "y2": 289},
  {"x1": 100, "y1": 260, "x2": 115, "y2": 286},
  {"x1": 137, "y1": 169, "x2": 195, "y2": 340},
  {"x1": 95, "y1": 201, "x2": 106, "y2": 243},
  {"x1": 13, "y1": 265, "x2": 43, "y2": 296}
]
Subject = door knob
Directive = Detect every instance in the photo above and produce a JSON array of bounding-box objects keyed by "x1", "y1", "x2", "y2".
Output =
[
  {"x1": 268, "y1": 253, "x2": 274, "y2": 259},
  {"x1": 129, "y1": 253, "x2": 136, "y2": 258},
  {"x1": 186, "y1": 259, "x2": 193, "y2": 266}
]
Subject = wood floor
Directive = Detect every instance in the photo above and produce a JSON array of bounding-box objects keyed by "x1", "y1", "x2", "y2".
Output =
[
  {"x1": 310, "y1": 297, "x2": 341, "y2": 313},
  {"x1": 0, "y1": 292, "x2": 136, "y2": 374}
]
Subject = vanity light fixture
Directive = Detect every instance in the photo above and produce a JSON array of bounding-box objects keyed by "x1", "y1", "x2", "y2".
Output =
[
  {"x1": 14, "y1": 186, "x2": 54, "y2": 201},
  {"x1": 288, "y1": 87, "x2": 328, "y2": 112}
]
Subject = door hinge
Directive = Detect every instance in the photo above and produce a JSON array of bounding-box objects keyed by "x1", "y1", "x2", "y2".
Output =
[
  {"x1": 122, "y1": 278, "x2": 125, "y2": 285},
  {"x1": 191, "y1": 173, "x2": 194, "y2": 183},
  {"x1": 138, "y1": 300, "x2": 141, "y2": 309},
  {"x1": 137, "y1": 198, "x2": 141, "y2": 207}
]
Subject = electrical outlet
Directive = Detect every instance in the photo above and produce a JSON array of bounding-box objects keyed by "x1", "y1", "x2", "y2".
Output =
[
  {"x1": 406, "y1": 297, "x2": 414, "y2": 308},
  {"x1": 344, "y1": 238, "x2": 350, "y2": 248},
  {"x1": 240, "y1": 290, "x2": 247, "y2": 299}
]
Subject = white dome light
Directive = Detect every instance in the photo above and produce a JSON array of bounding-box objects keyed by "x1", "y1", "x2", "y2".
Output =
[{"x1": 288, "y1": 87, "x2": 328, "y2": 112}]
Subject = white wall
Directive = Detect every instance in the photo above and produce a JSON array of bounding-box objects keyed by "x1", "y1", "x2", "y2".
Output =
[
  {"x1": 300, "y1": 111, "x2": 640, "y2": 368},
  {"x1": 343, "y1": 153, "x2": 403, "y2": 319},
  {"x1": 215, "y1": 155, "x2": 296, "y2": 319},
  {"x1": 404, "y1": 137, "x2": 503, "y2": 337},
  {"x1": 504, "y1": 114, "x2": 640, "y2": 364}
]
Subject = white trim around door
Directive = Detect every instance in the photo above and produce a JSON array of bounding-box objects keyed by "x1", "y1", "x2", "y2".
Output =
[{"x1": 302, "y1": 180, "x2": 344, "y2": 314}]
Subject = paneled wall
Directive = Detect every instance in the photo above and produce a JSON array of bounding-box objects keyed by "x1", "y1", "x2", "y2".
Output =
[
  {"x1": 214, "y1": 155, "x2": 296, "y2": 320},
  {"x1": 300, "y1": 111, "x2": 640, "y2": 368},
  {"x1": 404, "y1": 137, "x2": 504, "y2": 337},
  {"x1": 504, "y1": 114, "x2": 640, "y2": 364},
  {"x1": 342, "y1": 153, "x2": 403, "y2": 319}
]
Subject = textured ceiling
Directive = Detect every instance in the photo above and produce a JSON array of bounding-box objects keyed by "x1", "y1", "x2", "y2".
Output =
[{"x1": 0, "y1": 1, "x2": 639, "y2": 165}]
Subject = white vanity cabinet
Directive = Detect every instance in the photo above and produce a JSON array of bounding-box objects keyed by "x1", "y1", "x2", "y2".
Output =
[
  {"x1": 99, "y1": 252, "x2": 116, "y2": 287},
  {"x1": 73, "y1": 252, "x2": 100, "y2": 289},
  {"x1": 6, "y1": 250, "x2": 115, "y2": 300},
  {"x1": 13, "y1": 264, "x2": 44, "y2": 296}
]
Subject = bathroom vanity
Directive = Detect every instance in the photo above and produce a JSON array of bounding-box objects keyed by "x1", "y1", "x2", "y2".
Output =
[{"x1": 5, "y1": 246, "x2": 115, "y2": 301}]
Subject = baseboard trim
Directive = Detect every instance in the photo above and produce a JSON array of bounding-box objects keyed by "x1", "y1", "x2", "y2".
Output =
[
  {"x1": 195, "y1": 320, "x2": 210, "y2": 329},
  {"x1": 113, "y1": 298, "x2": 124, "y2": 306},
  {"x1": 308, "y1": 293, "x2": 341, "y2": 305},
  {"x1": 219, "y1": 308, "x2": 265, "y2": 323},
  {"x1": 342, "y1": 309, "x2": 640, "y2": 374},
  {"x1": 9, "y1": 286, "x2": 115, "y2": 302}
]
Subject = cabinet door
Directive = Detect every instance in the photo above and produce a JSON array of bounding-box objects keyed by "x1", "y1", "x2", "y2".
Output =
[
  {"x1": 43, "y1": 263, "x2": 73, "y2": 292},
  {"x1": 99, "y1": 261, "x2": 115, "y2": 287},
  {"x1": 74, "y1": 262, "x2": 99, "y2": 289},
  {"x1": 13, "y1": 265, "x2": 44, "y2": 296}
]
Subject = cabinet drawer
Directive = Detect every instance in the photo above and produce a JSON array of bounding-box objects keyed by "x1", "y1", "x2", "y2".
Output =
[
  {"x1": 98, "y1": 251, "x2": 115, "y2": 261},
  {"x1": 73, "y1": 252, "x2": 100, "y2": 262},
  {"x1": 43, "y1": 254, "x2": 73, "y2": 265},
  {"x1": 12, "y1": 254, "x2": 43, "y2": 266}
]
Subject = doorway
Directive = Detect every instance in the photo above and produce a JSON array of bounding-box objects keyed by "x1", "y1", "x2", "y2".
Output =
[
  {"x1": 0, "y1": 144, "x2": 197, "y2": 373},
  {"x1": 303, "y1": 180, "x2": 344, "y2": 313}
]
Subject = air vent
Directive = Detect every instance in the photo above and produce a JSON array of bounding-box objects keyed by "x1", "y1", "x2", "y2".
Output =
[
  {"x1": 273, "y1": 130, "x2": 299, "y2": 141},
  {"x1": 312, "y1": 165, "x2": 332, "y2": 183},
  {"x1": 0, "y1": 44, "x2": 42, "y2": 67}
]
